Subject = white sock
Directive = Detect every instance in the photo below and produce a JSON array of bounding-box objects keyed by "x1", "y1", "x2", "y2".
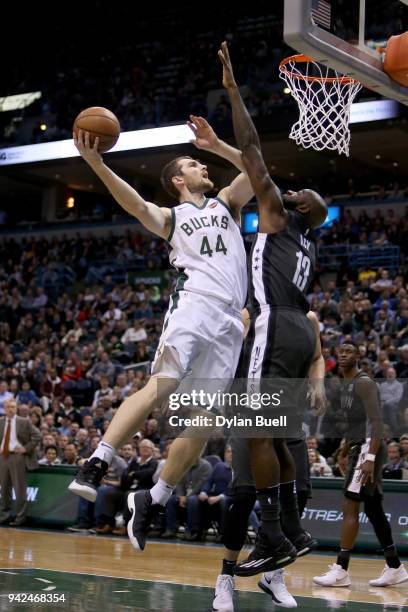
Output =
[
  {"x1": 150, "y1": 478, "x2": 174, "y2": 506},
  {"x1": 89, "y1": 441, "x2": 115, "y2": 465}
]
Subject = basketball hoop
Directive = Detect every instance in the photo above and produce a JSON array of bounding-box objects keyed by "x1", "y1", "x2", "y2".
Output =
[{"x1": 279, "y1": 55, "x2": 362, "y2": 156}]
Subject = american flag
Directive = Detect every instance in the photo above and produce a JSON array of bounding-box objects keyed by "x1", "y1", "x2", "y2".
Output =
[{"x1": 311, "y1": 0, "x2": 331, "y2": 30}]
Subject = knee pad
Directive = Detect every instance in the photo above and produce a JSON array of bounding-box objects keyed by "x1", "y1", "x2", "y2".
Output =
[{"x1": 222, "y1": 489, "x2": 257, "y2": 552}]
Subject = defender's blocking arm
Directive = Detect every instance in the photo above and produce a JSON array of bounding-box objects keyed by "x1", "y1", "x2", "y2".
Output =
[
  {"x1": 188, "y1": 115, "x2": 253, "y2": 213},
  {"x1": 218, "y1": 42, "x2": 285, "y2": 229}
]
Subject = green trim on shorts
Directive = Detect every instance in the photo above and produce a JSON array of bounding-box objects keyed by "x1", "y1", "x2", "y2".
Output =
[{"x1": 170, "y1": 269, "x2": 188, "y2": 313}]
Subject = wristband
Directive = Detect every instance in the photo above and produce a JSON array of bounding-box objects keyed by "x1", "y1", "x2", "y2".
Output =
[{"x1": 366, "y1": 453, "x2": 376, "y2": 462}]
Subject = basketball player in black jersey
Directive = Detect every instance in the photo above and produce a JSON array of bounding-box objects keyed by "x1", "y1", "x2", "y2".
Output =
[
  {"x1": 313, "y1": 342, "x2": 408, "y2": 588},
  {"x1": 218, "y1": 41, "x2": 328, "y2": 576},
  {"x1": 212, "y1": 309, "x2": 324, "y2": 611}
]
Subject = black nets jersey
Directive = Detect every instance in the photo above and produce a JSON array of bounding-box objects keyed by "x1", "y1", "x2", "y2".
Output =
[
  {"x1": 340, "y1": 371, "x2": 381, "y2": 443},
  {"x1": 248, "y1": 210, "x2": 317, "y2": 313}
]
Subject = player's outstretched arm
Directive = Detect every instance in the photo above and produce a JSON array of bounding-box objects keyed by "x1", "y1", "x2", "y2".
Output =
[
  {"x1": 74, "y1": 129, "x2": 171, "y2": 240},
  {"x1": 188, "y1": 115, "x2": 253, "y2": 212},
  {"x1": 218, "y1": 42, "x2": 285, "y2": 230}
]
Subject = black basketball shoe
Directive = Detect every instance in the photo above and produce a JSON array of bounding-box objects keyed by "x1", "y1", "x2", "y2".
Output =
[
  {"x1": 234, "y1": 531, "x2": 297, "y2": 577},
  {"x1": 127, "y1": 490, "x2": 164, "y2": 551},
  {"x1": 290, "y1": 530, "x2": 318, "y2": 557},
  {"x1": 68, "y1": 458, "x2": 108, "y2": 502}
]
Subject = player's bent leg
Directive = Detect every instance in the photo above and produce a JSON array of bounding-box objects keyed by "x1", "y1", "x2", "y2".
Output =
[
  {"x1": 258, "y1": 570, "x2": 297, "y2": 608},
  {"x1": 363, "y1": 493, "x2": 408, "y2": 586},
  {"x1": 313, "y1": 497, "x2": 358, "y2": 587},
  {"x1": 233, "y1": 439, "x2": 297, "y2": 576},
  {"x1": 212, "y1": 574, "x2": 236, "y2": 612},
  {"x1": 212, "y1": 489, "x2": 256, "y2": 611},
  {"x1": 275, "y1": 439, "x2": 317, "y2": 556},
  {"x1": 68, "y1": 376, "x2": 178, "y2": 502},
  {"x1": 159, "y1": 434, "x2": 209, "y2": 487}
]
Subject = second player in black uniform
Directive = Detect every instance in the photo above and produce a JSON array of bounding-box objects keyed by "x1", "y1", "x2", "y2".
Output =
[
  {"x1": 313, "y1": 342, "x2": 408, "y2": 588},
  {"x1": 218, "y1": 41, "x2": 328, "y2": 577}
]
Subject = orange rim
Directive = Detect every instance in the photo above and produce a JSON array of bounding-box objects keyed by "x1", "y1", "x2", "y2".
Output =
[{"x1": 279, "y1": 54, "x2": 359, "y2": 84}]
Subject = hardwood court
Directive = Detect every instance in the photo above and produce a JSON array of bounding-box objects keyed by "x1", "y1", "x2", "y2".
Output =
[{"x1": 0, "y1": 528, "x2": 407, "y2": 611}]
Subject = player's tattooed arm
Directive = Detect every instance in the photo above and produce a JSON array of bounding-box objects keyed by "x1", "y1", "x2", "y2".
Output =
[
  {"x1": 188, "y1": 115, "x2": 253, "y2": 212},
  {"x1": 74, "y1": 129, "x2": 171, "y2": 239},
  {"x1": 218, "y1": 41, "x2": 286, "y2": 232}
]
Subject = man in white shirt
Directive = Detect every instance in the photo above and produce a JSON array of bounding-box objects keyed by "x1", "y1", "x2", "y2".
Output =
[{"x1": 121, "y1": 321, "x2": 148, "y2": 345}]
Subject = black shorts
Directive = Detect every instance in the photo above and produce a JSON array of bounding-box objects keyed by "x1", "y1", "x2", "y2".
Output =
[
  {"x1": 240, "y1": 306, "x2": 316, "y2": 379},
  {"x1": 344, "y1": 441, "x2": 386, "y2": 502},
  {"x1": 230, "y1": 436, "x2": 311, "y2": 495}
]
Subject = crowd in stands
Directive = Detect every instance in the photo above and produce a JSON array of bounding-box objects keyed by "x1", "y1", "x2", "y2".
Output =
[
  {"x1": 0, "y1": 202, "x2": 408, "y2": 537},
  {"x1": 318, "y1": 204, "x2": 408, "y2": 256},
  {"x1": 3, "y1": 2, "x2": 405, "y2": 147}
]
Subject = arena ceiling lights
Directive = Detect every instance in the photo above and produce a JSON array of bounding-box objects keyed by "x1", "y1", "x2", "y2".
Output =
[
  {"x1": 0, "y1": 99, "x2": 399, "y2": 166},
  {"x1": 0, "y1": 124, "x2": 193, "y2": 166},
  {"x1": 0, "y1": 91, "x2": 42, "y2": 112}
]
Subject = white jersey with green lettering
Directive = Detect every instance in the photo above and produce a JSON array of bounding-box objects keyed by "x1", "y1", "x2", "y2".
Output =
[{"x1": 167, "y1": 196, "x2": 247, "y2": 310}]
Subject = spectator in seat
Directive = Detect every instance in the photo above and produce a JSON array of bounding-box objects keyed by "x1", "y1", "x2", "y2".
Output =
[
  {"x1": 91, "y1": 375, "x2": 113, "y2": 409},
  {"x1": 75, "y1": 429, "x2": 90, "y2": 458},
  {"x1": 0, "y1": 381, "x2": 13, "y2": 416},
  {"x1": 197, "y1": 444, "x2": 233, "y2": 540},
  {"x1": 379, "y1": 367, "x2": 404, "y2": 437},
  {"x1": 61, "y1": 443, "x2": 79, "y2": 465},
  {"x1": 400, "y1": 434, "x2": 408, "y2": 462},
  {"x1": 86, "y1": 351, "x2": 116, "y2": 385},
  {"x1": 17, "y1": 380, "x2": 41, "y2": 407},
  {"x1": 162, "y1": 456, "x2": 211, "y2": 541},
  {"x1": 121, "y1": 320, "x2": 148, "y2": 345},
  {"x1": 309, "y1": 449, "x2": 333, "y2": 476},
  {"x1": 96, "y1": 439, "x2": 157, "y2": 535},
  {"x1": 382, "y1": 442, "x2": 408, "y2": 479},
  {"x1": 395, "y1": 345, "x2": 408, "y2": 378},
  {"x1": 332, "y1": 447, "x2": 348, "y2": 477},
  {"x1": 118, "y1": 442, "x2": 136, "y2": 465},
  {"x1": 39, "y1": 444, "x2": 61, "y2": 466}
]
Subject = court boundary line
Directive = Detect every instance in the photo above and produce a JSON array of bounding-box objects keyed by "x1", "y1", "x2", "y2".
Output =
[
  {"x1": 0, "y1": 566, "x2": 393, "y2": 607},
  {"x1": 1, "y1": 526, "x2": 400, "y2": 562}
]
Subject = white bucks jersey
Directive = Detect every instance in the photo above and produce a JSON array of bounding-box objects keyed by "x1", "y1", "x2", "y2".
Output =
[{"x1": 168, "y1": 197, "x2": 247, "y2": 310}]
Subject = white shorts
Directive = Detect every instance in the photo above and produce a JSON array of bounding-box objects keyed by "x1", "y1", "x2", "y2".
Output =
[{"x1": 151, "y1": 291, "x2": 244, "y2": 385}]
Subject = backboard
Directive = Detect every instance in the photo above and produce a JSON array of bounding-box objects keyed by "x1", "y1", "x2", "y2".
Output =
[{"x1": 283, "y1": 0, "x2": 408, "y2": 105}]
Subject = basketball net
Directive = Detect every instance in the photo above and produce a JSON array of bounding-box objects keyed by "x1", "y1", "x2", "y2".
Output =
[{"x1": 279, "y1": 55, "x2": 362, "y2": 156}]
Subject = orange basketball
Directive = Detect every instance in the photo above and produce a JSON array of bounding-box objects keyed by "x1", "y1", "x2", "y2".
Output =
[{"x1": 73, "y1": 107, "x2": 121, "y2": 153}]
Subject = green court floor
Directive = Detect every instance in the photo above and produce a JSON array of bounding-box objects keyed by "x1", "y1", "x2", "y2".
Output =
[{"x1": 1, "y1": 568, "x2": 405, "y2": 611}]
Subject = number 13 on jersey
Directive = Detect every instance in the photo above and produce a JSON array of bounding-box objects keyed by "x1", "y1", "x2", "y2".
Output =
[{"x1": 292, "y1": 250, "x2": 311, "y2": 291}]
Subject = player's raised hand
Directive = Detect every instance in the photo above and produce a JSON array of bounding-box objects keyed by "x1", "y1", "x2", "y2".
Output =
[
  {"x1": 73, "y1": 129, "x2": 103, "y2": 167},
  {"x1": 187, "y1": 115, "x2": 220, "y2": 151},
  {"x1": 218, "y1": 41, "x2": 237, "y2": 89}
]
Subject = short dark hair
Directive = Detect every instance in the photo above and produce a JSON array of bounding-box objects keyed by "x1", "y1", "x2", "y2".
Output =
[
  {"x1": 160, "y1": 156, "x2": 193, "y2": 198},
  {"x1": 339, "y1": 341, "x2": 360, "y2": 354},
  {"x1": 45, "y1": 445, "x2": 58, "y2": 453}
]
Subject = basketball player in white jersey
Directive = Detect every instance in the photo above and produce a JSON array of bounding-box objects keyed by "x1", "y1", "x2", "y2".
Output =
[{"x1": 68, "y1": 117, "x2": 253, "y2": 551}]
